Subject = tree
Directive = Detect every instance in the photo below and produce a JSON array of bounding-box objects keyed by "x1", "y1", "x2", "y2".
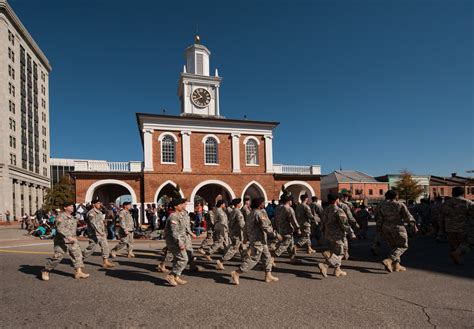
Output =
[
  {"x1": 44, "y1": 175, "x2": 75, "y2": 210},
  {"x1": 394, "y1": 170, "x2": 424, "y2": 201}
]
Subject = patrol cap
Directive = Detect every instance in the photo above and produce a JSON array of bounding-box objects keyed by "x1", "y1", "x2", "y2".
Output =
[
  {"x1": 385, "y1": 190, "x2": 397, "y2": 200},
  {"x1": 91, "y1": 199, "x2": 101, "y2": 205},
  {"x1": 170, "y1": 198, "x2": 187, "y2": 208},
  {"x1": 280, "y1": 194, "x2": 291, "y2": 203},
  {"x1": 300, "y1": 194, "x2": 309, "y2": 201},
  {"x1": 231, "y1": 198, "x2": 242, "y2": 206},
  {"x1": 327, "y1": 193, "x2": 339, "y2": 203},
  {"x1": 243, "y1": 196, "x2": 251, "y2": 202},
  {"x1": 251, "y1": 197, "x2": 265, "y2": 209},
  {"x1": 62, "y1": 200, "x2": 75, "y2": 208},
  {"x1": 216, "y1": 199, "x2": 225, "y2": 208},
  {"x1": 122, "y1": 201, "x2": 132, "y2": 206}
]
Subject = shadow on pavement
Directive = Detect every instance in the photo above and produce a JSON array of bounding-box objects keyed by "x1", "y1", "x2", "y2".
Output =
[
  {"x1": 18, "y1": 265, "x2": 73, "y2": 280},
  {"x1": 105, "y1": 268, "x2": 168, "y2": 286}
]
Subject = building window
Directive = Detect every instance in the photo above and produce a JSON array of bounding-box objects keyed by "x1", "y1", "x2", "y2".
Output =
[
  {"x1": 470, "y1": 187, "x2": 474, "y2": 195},
  {"x1": 245, "y1": 139, "x2": 259, "y2": 165},
  {"x1": 9, "y1": 83, "x2": 15, "y2": 96},
  {"x1": 161, "y1": 135, "x2": 176, "y2": 163},
  {"x1": 8, "y1": 65, "x2": 15, "y2": 80},
  {"x1": 205, "y1": 137, "x2": 218, "y2": 164},
  {"x1": 42, "y1": 126, "x2": 46, "y2": 136},
  {"x1": 9, "y1": 136, "x2": 16, "y2": 148},
  {"x1": 10, "y1": 154, "x2": 17, "y2": 166},
  {"x1": 368, "y1": 189, "x2": 373, "y2": 196},
  {"x1": 9, "y1": 100, "x2": 15, "y2": 114},
  {"x1": 43, "y1": 167, "x2": 48, "y2": 176},
  {"x1": 440, "y1": 188, "x2": 444, "y2": 196},
  {"x1": 379, "y1": 189, "x2": 383, "y2": 195}
]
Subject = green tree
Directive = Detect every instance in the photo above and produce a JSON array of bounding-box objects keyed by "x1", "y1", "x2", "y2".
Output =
[
  {"x1": 44, "y1": 176, "x2": 75, "y2": 210},
  {"x1": 394, "y1": 170, "x2": 424, "y2": 201}
]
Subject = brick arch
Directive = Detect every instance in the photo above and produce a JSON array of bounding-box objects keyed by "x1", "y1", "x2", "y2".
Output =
[
  {"x1": 85, "y1": 179, "x2": 138, "y2": 204},
  {"x1": 153, "y1": 180, "x2": 185, "y2": 202},
  {"x1": 280, "y1": 180, "x2": 316, "y2": 199},
  {"x1": 189, "y1": 179, "x2": 236, "y2": 205},
  {"x1": 241, "y1": 180, "x2": 268, "y2": 202}
]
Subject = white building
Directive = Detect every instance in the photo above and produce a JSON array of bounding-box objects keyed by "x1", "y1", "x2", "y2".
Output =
[{"x1": 0, "y1": 0, "x2": 51, "y2": 220}]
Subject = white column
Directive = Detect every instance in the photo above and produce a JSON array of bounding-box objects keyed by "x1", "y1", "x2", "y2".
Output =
[
  {"x1": 14, "y1": 181, "x2": 21, "y2": 220},
  {"x1": 264, "y1": 135, "x2": 274, "y2": 173},
  {"x1": 181, "y1": 130, "x2": 192, "y2": 172},
  {"x1": 143, "y1": 129, "x2": 153, "y2": 171},
  {"x1": 31, "y1": 186, "x2": 38, "y2": 213},
  {"x1": 23, "y1": 183, "x2": 30, "y2": 215},
  {"x1": 183, "y1": 81, "x2": 188, "y2": 114},
  {"x1": 215, "y1": 85, "x2": 220, "y2": 116},
  {"x1": 231, "y1": 133, "x2": 241, "y2": 173},
  {"x1": 37, "y1": 187, "x2": 44, "y2": 208}
]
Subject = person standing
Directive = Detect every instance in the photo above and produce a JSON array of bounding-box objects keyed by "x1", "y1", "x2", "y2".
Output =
[
  {"x1": 130, "y1": 205, "x2": 139, "y2": 230},
  {"x1": 230, "y1": 198, "x2": 278, "y2": 285},
  {"x1": 110, "y1": 202, "x2": 135, "y2": 259},
  {"x1": 375, "y1": 190, "x2": 417, "y2": 272},
  {"x1": 82, "y1": 200, "x2": 115, "y2": 268},
  {"x1": 318, "y1": 193, "x2": 348, "y2": 278},
  {"x1": 296, "y1": 194, "x2": 317, "y2": 254},
  {"x1": 41, "y1": 201, "x2": 90, "y2": 281},
  {"x1": 355, "y1": 205, "x2": 372, "y2": 239},
  {"x1": 204, "y1": 200, "x2": 229, "y2": 260},
  {"x1": 441, "y1": 187, "x2": 473, "y2": 264},
  {"x1": 273, "y1": 194, "x2": 301, "y2": 264},
  {"x1": 310, "y1": 196, "x2": 324, "y2": 245},
  {"x1": 197, "y1": 205, "x2": 216, "y2": 254}
]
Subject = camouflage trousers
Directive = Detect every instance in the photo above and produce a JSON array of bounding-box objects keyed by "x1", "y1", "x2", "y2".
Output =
[
  {"x1": 239, "y1": 243, "x2": 272, "y2": 273},
  {"x1": 222, "y1": 235, "x2": 247, "y2": 261},
  {"x1": 199, "y1": 229, "x2": 214, "y2": 250},
  {"x1": 112, "y1": 231, "x2": 134, "y2": 253},
  {"x1": 311, "y1": 222, "x2": 323, "y2": 243},
  {"x1": 83, "y1": 233, "x2": 110, "y2": 259},
  {"x1": 45, "y1": 241, "x2": 84, "y2": 271},
  {"x1": 168, "y1": 247, "x2": 190, "y2": 276},
  {"x1": 274, "y1": 234, "x2": 296, "y2": 258},
  {"x1": 447, "y1": 232, "x2": 471, "y2": 255},
  {"x1": 163, "y1": 244, "x2": 198, "y2": 272},
  {"x1": 297, "y1": 223, "x2": 312, "y2": 248},
  {"x1": 382, "y1": 225, "x2": 408, "y2": 262},
  {"x1": 325, "y1": 239, "x2": 344, "y2": 268},
  {"x1": 207, "y1": 230, "x2": 229, "y2": 255}
]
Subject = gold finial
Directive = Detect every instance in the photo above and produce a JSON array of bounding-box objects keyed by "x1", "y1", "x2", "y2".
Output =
[{"x1": 195, "y1": 34, "x2": 201, "y2": 44}]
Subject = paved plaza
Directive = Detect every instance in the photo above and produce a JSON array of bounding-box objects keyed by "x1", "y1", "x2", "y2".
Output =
[{"x1": 0, "y1": 224, "x2": 472, "y2": 328}]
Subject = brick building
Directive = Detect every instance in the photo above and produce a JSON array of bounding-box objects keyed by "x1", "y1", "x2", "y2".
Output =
[
  {"x1": 430, "y1": 174, "x2": 474, "y2": 200},
  {"x1": 72, "y1": 37, "x2": 321, "y2": 221}
]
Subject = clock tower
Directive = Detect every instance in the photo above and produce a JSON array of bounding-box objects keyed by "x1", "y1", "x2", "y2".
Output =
[{"x1": 178, "y1": 35, "x2": 222, "y2": 117}]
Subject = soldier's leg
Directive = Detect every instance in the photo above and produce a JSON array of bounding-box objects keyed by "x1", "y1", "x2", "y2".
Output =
[
  {"x1": 222, "y1": 237, "x2": 241, "y2": 262},
  {"x1": 326, "y1": 240, "x2": 343, "y2": 269},
  {"x1": 297, "y1": 224, "x2": 311, "y2": 247},
  {"x1": 98, "y1": 235, "x2": 110, "y2": 259},
  {"x1": 171, "y1": 248, "x2": 189, "y2": 277},
  {"x1": 274, "y1": 235, "x2": 291, "y2": 257},
  {"x1": 112, "y1": 235, "x2": 128, "y2": 253},
  {"x1": 200, "y1": 230, "x2": 214, "y2": 249},
  {"x1": 44, "y1": 243, "x2": 67, "y2": 271},
  {"x1": 343, "y1": 236, "x2": 349, "y2": 259},
  {"x1": 391, "y1": 226, "x2": 408, "y2": 263},
  {"x1": 82, "y1": 235, "x2": 99, "y2": 259},
  {"x1": 127, "y1": 234, "x2": 134, "y2": 253},
  {"x1": 69, "y1": 242, "x2": 85, "y2": 269},
  {"x1": 239, "y1": 244, "x2": 263, "y2": 273},
  {"x1": 207, "y1": 236, "x2": 224, "y2": 256},
  {"x1": 261, "y1": 244, "x2": 273, "y2": 273}
]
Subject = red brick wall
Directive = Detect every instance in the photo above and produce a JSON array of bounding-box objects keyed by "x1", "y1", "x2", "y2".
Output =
[
  {"x1": 336, "y1": 182, "x2": 388, "y2": 200},
  {"x1": 189, "y1": 132, "x2": 232, "y2": 174}
]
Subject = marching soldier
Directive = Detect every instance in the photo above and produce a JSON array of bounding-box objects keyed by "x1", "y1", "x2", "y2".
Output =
[
  {"x1": 41, "y1": 201, "x2": 90, "y2": 281},
  {"x1": 216, "y1": 198, "x2": 247, "y2": 270},
  {"x1": 296, "y1": 194, "x2": 317, "y2": 254},
  {"x1": 318, "y1": 193, "x2": 348, "y2": 278},
  {"x1": 203, "y1": 200, "x2": 229, "y2": 260},
  {"x1": 375, "y1": 190, "x2": 417, "y2": 272},
  {"x1": 231, "y1": 198, "x2": 278, "y2": 285},
  {"x1": 197, "y1": 205, "x2": 216, "y2": 254},
  {"x1": 338, "y1": 192, "x2": 358, "y2": 260},
  {"x1": 310, "y1": 196, "x2": 324, "y2": 245},
  {"x1": 441, "y1": 187, "x2": 473, "y2": 264},
  {"x1": 273, "y1": 194, "x2": 301, "y2": 264},
  {"x1": 110, "y1": 202, "x2": 135, "y2": 259},
  {"x1": 82, "y1": 200, "x2": 115, "y2": 268}
]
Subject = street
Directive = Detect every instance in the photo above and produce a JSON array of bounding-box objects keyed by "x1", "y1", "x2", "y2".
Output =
[{"x1": 0, "y1": 224, "x2": 472, "y2": 328}]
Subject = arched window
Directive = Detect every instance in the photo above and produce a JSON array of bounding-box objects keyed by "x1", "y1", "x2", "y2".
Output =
[
  {"x1": 246, "y1": 139, "x2": 259, "y2": 165},
  {"x1": 205, "y1": 137, "x2": 218, "y2": 164},
  {"x1": 161, "y1": 135, "x2": 176, "y2": 163}
]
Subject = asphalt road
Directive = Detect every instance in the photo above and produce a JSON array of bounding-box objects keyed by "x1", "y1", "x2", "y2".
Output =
[{"x1": 0, "y1": 224, "x2": 472, "y2": 328}]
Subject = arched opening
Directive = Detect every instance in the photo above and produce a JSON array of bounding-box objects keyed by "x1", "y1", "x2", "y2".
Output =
[
  {"x1": 242, "y1": 181, "x2": 268, "y2": 203},
  {"x1": 190, "y1": 180, "x2": 236, "y2": 209},
  {"x1": 280, "y1": 181, "x2": 315, "y2": 201},
  {"x1": 91, "y1": 184, "x2": 132, "y2": 205}
]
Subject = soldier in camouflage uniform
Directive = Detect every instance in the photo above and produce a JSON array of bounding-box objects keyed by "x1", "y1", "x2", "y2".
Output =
[
  {"x1": 295, "y1": 194, "x2": 317, "y2": 254},
  {"x1": 241, "y1": 196, "x2": 251, "y2": 247},
  {"x1": 110, "y1": 202, "x2": 135, "y2": 259},
  {"x1": 441, "y1": 187, "x2": 473, "y2": 264},
  {"x1": 429, "y1": 197, "x2": 444, "y2": 241},
  {"x1": 273, "y1": 194, "x2": 301, "y2": 264},
  {"x1": 310, "y1": 196, "x2": 324, "y2": 245},
  {"x1": 339, "y1": 192, "x2": 359, "y2": 260},
  {"x1": 231, "y1": 198, "x2": 278, "y2": 285},
  {"x1": 375, "y1": 190, "x2": 417, "y2": 272},
  {"x1": 82, "y1": 200, "x2": 115, "y2": 268},
  {"x1": 318, "y1": 193, "x2": 348, "y2": 278},
  {"x1": 204, "y1": 200, "x2": 229, "y2": 260},
  {"x1": 41, "y1": 201, "x2": 90, "y2": 281},
  {"x1": 197, "y1": 206, "x2": 216, "y2": 254},
  {"x1": 216, "y1": 198, "x2": 247, "y2": 270}
]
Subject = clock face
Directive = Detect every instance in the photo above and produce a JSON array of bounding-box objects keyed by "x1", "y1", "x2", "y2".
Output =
[{"x1": 191, "y1": 88, "x2": 211, "y2": 108}]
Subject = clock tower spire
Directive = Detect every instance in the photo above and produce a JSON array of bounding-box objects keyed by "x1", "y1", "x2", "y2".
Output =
[{"x1": 178, "y1": 35, "x2": 222, "y2": 117}]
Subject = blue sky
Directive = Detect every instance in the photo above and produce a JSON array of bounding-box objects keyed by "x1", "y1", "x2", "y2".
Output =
[{"x1": 10, "y1": 0, "x2": 473, "y2": 176}]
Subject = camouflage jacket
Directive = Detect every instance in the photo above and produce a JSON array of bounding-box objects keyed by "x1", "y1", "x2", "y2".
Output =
[
  {"x1": 118, "y1": 209, "x2": 134, "y2": 232},
  {"x1": 246, "y1": 208, "x2": 274, "y2": 245},
  {"x1": 339, "y1": 201, "x2": 357, "y2": 225},
  {"x1": 214, "y1": 207, "x2": 229, "y2": 233},
  {"x1": 322, "y1": 204, "x2": 347, "y2": 241},
  {"x1": 310, "y1": 202, "x2": 324, "y2": 223},
  {"x1": 228, "y1": 208, "x2": 245, "y2": 239},
  {"x1": 295, "y1": 203, "x2": 316, "y2": 226},
  {"x1": 55, "y1": 212, "x2": 77, "y2": 243},
  {"x1": 86, "y1": 208, "x2": 105, "y2": 235},
  {"x1": 205, "y1": 208, "x2": 216, "y2": 230},
  {"x1": 375, "y1": 200, "x2": 415, "y2": 230},
  {"x1": 165, "y1": 211, "x2": 188, "y2": 249},
  {"x1": 241, "y1": 205, "x2": 251, "y2": 221},
  {"x1": 275, "y1": 204, "x2": 299, "y2": 235},
  {"x1": 441, "y1": 197, "x2": 473, "y2": 233}
]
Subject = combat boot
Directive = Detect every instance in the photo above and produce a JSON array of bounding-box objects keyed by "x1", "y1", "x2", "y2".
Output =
[
  {"x1": 322, "y1": 250, "x2": 331, "y2": 261},
  {"x1": 103, "y1": 258, "x2": 115, "y2": 268},
  {"x1": 392, "y1": 262, "x2": 406, "y2": 272},
  {"x1": 216, "y1": 259, "x2": 225, "y2": 270},
  {"x1": 41, "y1": 270, "x2": 50, "y2": 281},
  {"x1": 175, "y1": 276, "x2": 187, "y2": 285},
  {"x1": 110, "y1": 250, "x2": 117, "y2": 259},
  {"x1": 307, "y1": 246, "x2": 316, "y2": 254},
  {"x1": 157, "y1": 262, "x2": 169, "y2": 273},
  {"x1": 196, "y1": 248, "x2": 206, "y2": 256},
  {"x1": 265, "y1": 272, "x2": 279, "y2": 283},
  {"x1": 318, "y1": 263, "x2": 328, "y2": 278},
  {"x1": 382, "y1": 258, "x2": 393, "y2": 273},
  {"x1": 127, "y1": 251, "x2": 135, "y2": 259},
  {"x1": 450, "y1": 250, "x2": 462, "y2": 265},
  {"x1": 165, "y1": 274, "x2": 178, "y2": 287},
  {"x1": 204, "y1": 254, "x2": 212, "y2": 261},
  {"x1": 74, "y1": 268, "x2": 90, "y2": 279},
  {"x1": 230, "y1": 270, "x2": 240, "y2": 285},
  {"x1": 334, "y1": 267, "x2": 347, "y2": 277}
]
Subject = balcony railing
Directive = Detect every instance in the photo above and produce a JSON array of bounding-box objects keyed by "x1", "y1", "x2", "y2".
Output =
[
  {"x1": 74, "y1": 160, "x2": 142, "y2": 172},
  {"x1": 273, "y1": 164, "x2": 321, "y2": 175}
]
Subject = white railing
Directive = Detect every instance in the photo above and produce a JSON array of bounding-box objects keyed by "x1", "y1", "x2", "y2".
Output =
[
  {"x1": 273, "y1": 164, "x2": 321, "y2": 175},
  {"x1": 74, "y1": 160, "x2": 142, "y2": 172}
]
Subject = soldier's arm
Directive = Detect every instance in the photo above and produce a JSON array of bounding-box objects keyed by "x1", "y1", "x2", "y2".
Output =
[
  {"x1": 259, "y1": 214, "x2": 273, "y2": 234},
  {"x1": 304, "y1": 205, "x2": 317, "y2": 224},
  {"x1": 336, "y1": 210, "x2": 347, "y2": 233},
  {"x1": 289, "y1": 208, "x2": 300, "y2": 230},
  {"x1": 170, "y1": 216, "x2": 185, "y2": 248},
  {"x1": 56, "y1": 217, "x2": 75, "y2": 241},
  {"x1": 400, "y1": 203, "x2": 416, "y2": 225},
  {"x1": 345, "y1": 206, "x2": 357, "y2": 225},
  {"x1": 237, "y1": 212, "x2": 245, "y2": 229},
  {"x1": 89, "y1": 213, "x2": 102, "y2": 233},
  {"x1": 118, "y1": 211, "x2": 127, "y2": 230}
]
